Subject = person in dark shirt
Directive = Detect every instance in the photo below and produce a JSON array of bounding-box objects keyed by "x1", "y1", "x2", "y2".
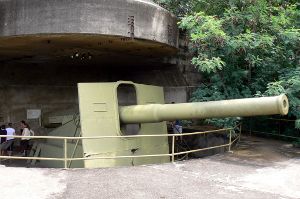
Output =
[
  {"x1": 0, "y1": 125, "x2": 7, "y2": 155},
  {"x1": 171, "y1": 102, "x2": 183, "y2": 141}
]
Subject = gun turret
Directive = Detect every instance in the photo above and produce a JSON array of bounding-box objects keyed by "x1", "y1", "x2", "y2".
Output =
[{"x1": 39, "y1": 82, "x2": 288, "y2": 168}]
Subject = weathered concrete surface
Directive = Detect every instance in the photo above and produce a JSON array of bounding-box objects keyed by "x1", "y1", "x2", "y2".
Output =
[
  {"x1": 0, "y1": 64, "x2": 189, "y2": 132},
  {"x1": 0, "y1": 0, "x2": 177, "y2": 46},
  {"x1": 0, "y1": 0, "x2": 196, "y2": 128},
  {"x1": 1, "y1": 136, "x2": 300, "y2": 199},
  {"x1": 164, "y1": 86, "x2": 188, "y2": 103},
  {"x1": 0, "y1": 0, "x2": 178, "y2": 64}
]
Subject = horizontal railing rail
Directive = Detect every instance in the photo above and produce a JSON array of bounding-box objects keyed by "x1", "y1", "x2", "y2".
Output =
[
  {"x1": 248, "y1": 118, "x2": 299, "y2": 139},
  {"x1": 0, "y1": 124, "x2": 242, "y2": 168},
  {"x1": 0, "y1": 127, "x2": 232, "y2": 139}
]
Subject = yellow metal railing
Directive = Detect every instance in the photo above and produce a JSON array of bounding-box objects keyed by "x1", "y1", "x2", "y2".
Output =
[
  {"x1": 248, "y1": 118, "x2": 299, "y2": 139},
  {"x1": 0, "y1": 124, "x2": 242, "y2": 169}
]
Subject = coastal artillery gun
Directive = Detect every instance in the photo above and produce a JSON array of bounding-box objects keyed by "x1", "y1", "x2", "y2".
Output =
[
  {"x1": 37, "y1": 81, "x2": 289, "y2": 168},
  {"x1": 0, "y1": 0, "x2": 288, "y2": 168}
]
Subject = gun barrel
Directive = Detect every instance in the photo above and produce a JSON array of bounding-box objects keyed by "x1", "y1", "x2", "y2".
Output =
[{"x1": 119, "y1": 94, "x2": 289, "y2": 124}]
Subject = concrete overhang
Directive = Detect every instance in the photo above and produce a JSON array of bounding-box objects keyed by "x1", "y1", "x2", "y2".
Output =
[{"x1": 0, "y1": 0, "x2": 179, "y2": 67}]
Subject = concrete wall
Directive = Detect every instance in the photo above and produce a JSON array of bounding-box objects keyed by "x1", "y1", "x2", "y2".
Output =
[
  {"x1": 164, "y1": 87, "x2": 187, "y2": 103},
  {"x1": 0, "y1": 0, "x2": 202, "y2": 134},
  {"x1": 0, "y1": 61, "x2": 200, "y2": 134},
  {"x1": 0, "y1": 85, "x2": 78, "y2": 134}
]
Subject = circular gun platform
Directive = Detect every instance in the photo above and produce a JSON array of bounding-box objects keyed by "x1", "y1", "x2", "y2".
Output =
[{"x1": 0, "y1": 0, "x2": 178, "y2": 66}]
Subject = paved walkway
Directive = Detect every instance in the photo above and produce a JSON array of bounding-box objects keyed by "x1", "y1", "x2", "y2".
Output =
[{"x1": 1, "y1": 136, "x2": 300, "y2": 199}]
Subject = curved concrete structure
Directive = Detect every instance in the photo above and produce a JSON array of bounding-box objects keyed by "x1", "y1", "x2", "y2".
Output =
[
  {"x1": 0, "y1": 0, "x2": 178, "y2": 63},
  {"x1": 0, "y1": 0, "x2": 182, "y2": 133}
]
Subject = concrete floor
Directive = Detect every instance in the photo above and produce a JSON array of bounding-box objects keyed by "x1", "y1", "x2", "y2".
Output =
[{"x1": 1, "y1": 136, "x2": 300, "y2": 199}]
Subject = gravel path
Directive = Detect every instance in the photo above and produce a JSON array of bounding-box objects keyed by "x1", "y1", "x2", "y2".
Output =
[{"x1": 1, "y1": 136, "x2": 300, "y2": 199}]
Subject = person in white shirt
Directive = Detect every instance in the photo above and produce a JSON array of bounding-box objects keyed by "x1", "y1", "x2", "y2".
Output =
[{"x1": 2, "y1": 123, "x2": 16, "y2": 156}]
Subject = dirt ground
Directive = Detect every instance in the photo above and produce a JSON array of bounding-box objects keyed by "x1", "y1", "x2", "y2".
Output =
[{"x1": 0, "y1": 135, "x2": 300, "y2": 199}]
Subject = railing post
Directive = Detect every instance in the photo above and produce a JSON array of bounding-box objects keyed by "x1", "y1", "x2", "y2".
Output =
[
  {"x1": 278, "y1": 120, "x2": 281, "y2": 135},
  {"x1": 239, "y1": 123, "x2": 242, "y2": 142},
  {"x1": 64, "y1": 138, "x2": 67, "y2": 169},
  {"x1": 171, "y1": 135, "x2": 175, "y2": 163},
  {"x1": 250, "y1": 118, "x2": 252, "y2": 136},
  {"x1": 229, "y1": 129, "x2": 232, "y2": 152},
  {"x1": 0, "y1": 137, "x2": 2, "y2": 163}
]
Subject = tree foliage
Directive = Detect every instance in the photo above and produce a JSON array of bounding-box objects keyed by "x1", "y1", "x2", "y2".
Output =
[
  {"x1": 155, "y1": 0, "x2": 300, "y2": 129},
  {"x1": 154, "y1": 0, "x2": 229, "y2": 16}
]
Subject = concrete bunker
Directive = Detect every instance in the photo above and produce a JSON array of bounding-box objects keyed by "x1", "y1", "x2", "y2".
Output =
[
  {"x1": 0, "y1": 0, "x2": 181, "y2": 168},
  {"x1": 0, "y1": 0, "x2": 180, "y2": 132},
  {"x1": 0, "y1": 0, "x2": 290, "y2": 168}
]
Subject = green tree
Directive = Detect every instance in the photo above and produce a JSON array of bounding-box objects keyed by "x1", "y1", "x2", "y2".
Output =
[
  {"x1": 154, "y1": 0, "x2": 229, "y2": 16},
  {"x1": 156, "y1": 0, "x2": 300, "y2": 129}
]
